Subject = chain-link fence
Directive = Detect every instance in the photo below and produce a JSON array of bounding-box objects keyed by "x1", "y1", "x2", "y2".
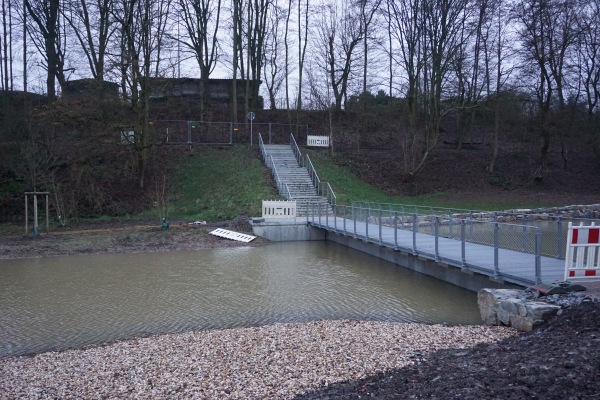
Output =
[{"x1": 150, "y1": 120, "x2": 310, "y2": 145}]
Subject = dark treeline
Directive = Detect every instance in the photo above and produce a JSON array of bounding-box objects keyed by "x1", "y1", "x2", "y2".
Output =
[{"x1": 1, "y1": 0, "x2": 599, "y2": 220}]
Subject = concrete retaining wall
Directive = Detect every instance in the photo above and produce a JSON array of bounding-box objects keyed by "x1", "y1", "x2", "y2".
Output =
[{"x1": 250, "y1": 219, "x2": 326, "y2": 242}]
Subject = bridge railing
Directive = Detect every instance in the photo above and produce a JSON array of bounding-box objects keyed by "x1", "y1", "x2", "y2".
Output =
[
  {"x1": 310, "y1": 204, "x2": 545, "y2": 285},
  {"x1": 350, "y1": 201, "x2": 600, "y2": 259}
]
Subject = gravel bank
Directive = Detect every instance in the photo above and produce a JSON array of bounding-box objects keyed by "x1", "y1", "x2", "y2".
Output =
[{"x1": 0, "y1": 320, "x2": 517, "y2": 399}]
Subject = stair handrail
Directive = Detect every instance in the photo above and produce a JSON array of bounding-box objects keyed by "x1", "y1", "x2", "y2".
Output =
[
  {"x1": 290, "y1": 133, "x2": 302, "y2": 166},
  {"x1": 304, "y1": 154, "x2": 321, "y2": 195},
  {"x1": 285, "y1": 183, "x2": 293, "y2": 199},
  {"x1": 269, "y1": 154, "x2": 283, "y2": 194},
  {"x1": 258, "y1": 133, "x2": 267, "y2": 163},
  {"x1": 323, "y1": 182, "x2": 337, "y2": 208}
]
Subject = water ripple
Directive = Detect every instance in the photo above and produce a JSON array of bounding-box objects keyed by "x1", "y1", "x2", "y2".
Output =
[{"x1": 0, "y1": 242, "x2": 479, "y2": 358}]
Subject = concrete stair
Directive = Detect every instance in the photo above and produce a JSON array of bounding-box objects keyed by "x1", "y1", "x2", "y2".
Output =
[{"x1": 262, "y1": 144, "x2": 333, "y2": 216}]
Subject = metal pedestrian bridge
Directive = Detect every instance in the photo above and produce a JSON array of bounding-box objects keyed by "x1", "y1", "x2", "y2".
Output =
[
  {"x1": 306, "y1": 204, "x2": 572, "y2": 287},
  {"x1": 259, "y1": 134, "x2": 599, "y2": 288}
]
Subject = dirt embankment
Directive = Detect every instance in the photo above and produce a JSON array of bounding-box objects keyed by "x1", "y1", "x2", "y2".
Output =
[{"x1": 0, "y1": 216, "x2": 267, "y2": 260}]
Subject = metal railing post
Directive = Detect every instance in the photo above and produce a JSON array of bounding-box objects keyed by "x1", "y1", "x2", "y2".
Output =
[
  {"x1": 461, "y1": 219, "x2": 466, "y2": 267},
  {"x1": 522, "y1": 215, "x2": 528, "y2": 252},
  {"x1": 333, "y1": 203, "x2": 337, "y2": 231},
  {"x1": 557, "y1": 217, "x2": 563, "y2": 258},
  {"x1": 535, "y1": 228, "x2": 542, "y2": 284},
  {"x1": 494, "y1": 222, "x2": 500, "y2": 277},
  {"x1": 353, "y1": 205, "x2": 357, "y2": 238},
  {"x1": 449, "y1": 211, "x2": 453, "y2": 238},
  {"x1": 401, "y1": 205, "x2": 405, "y2": 229},
  {"x1": 326, "y1": 202, "x2": 329, "y2": 228},
  {"x1": 393, "y1": 212, "x2": 399, "y2": 249},
  {"x1": 343, "y1": 205, "x2": 347, "y2": 234},
  {"x1": 319, "y1": 202, "x2": 322, "y2": 226},
  {"x1": 269, "y1": 123, "x2": 272, "y2": 144},
  {"x1": 378, "y1": 206, "x2": 383, "y2": 245},
  {"x1": 366, "y1": 207, "x2": 370, "y2": 240},
  {"x1": 434, "y1": 217, "x2": 440, "y2": 262},
  {"x1": 412, "y1": 213, "x2": 417, "y2": 255}
]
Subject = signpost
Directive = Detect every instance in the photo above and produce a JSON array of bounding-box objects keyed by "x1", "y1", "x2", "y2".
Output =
[{"x1": 248, "y1": 112, "x2": 255, "y2": 145}]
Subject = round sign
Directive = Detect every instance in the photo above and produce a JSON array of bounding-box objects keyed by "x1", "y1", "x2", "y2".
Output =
[{"x1": 247, "y1": 112, "x2": 256, "y2": 121}]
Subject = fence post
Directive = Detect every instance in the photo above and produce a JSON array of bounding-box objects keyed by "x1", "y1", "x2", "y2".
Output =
[
  {"x1": 461, "y1": 219, "x2": 466, "y2": 267},
  {"x1": 435, "y1": 217, "x2": 440, "y2": 262},
  {"x1": 557, "y1": 217, "x2": 563, "y2": 259},
  {"x1": 319, "y1": 202, "x2": 322, "y2": 226},
  {"x1": 353, "y1": 205, "x2": 357, "y2": 238},
  {"x1": 343, "y1": 205, "x2": 347, "y2": 234},
  {"x1": 366, "y1": 207, "x2": 370, "y2": 240},
  {"x1": 394, "y1": 212, "x2": 398, "y2": 250},
  {"x1": 412, "y1": 213, "x2": 418, "y2": 256},
  {"x1": 269, "y1": 123, "x2": 272, "y2": 144},
  {"x1": 522, "y1": 215, "x2": 528, "y2": 252},
  {"x1": 401, "y1": 205, "x2": 405, "y2": 228},
  {"x1": 333, "y1": 203, "x2": 337, "y2": 231},
  {"x1": 326, "y1": 202, "x2": 329, "y2": 228},
  {"x1": 535, "y1": 228, "x2": 542, "y2": 284},
  {"x1": 378, "y1": 206, "x2": 383, "y2": 245},
  {"x1": 494, "y1": 222, "x2": 500, "y2": 277},
  {"x1": 448, "y1": 210, "x2": 453, "y2": 238}
]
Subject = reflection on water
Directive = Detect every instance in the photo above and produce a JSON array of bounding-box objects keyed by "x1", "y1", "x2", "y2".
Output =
[{"x1": 0, "y1": 241, "x2": 480, "y2": 358}]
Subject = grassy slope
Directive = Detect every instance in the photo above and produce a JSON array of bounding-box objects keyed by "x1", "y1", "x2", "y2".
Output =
[
  {"x1": 304, "y1": 149, "x2": 545, "y2": 211},
  {"x1": 167, "y1": 145, "x2": 534, "y2": 223},
  {"x1": 169, "y1": 145, "x2": 281, "y2": 221}
]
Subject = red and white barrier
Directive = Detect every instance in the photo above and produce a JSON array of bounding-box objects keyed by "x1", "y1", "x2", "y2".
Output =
[{"x1": 564, "y1": 222, "x2": 600, "y2": 281}]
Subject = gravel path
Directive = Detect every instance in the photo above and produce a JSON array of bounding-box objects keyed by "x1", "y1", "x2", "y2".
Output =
[{"x1": 0, "y1": 320, "x2": 517, "y2": 399}]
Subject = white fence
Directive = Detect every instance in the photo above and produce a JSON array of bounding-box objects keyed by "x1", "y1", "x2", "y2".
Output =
[
  {"x1": 307, "y1": 135, "x2": 330, "y2": 147},
  {"x1": 565, "y1": 222, "x2": 600, "y2": 280},
  {"x1": 262, "y1": 200, "x2": 297, "y2": 218}
]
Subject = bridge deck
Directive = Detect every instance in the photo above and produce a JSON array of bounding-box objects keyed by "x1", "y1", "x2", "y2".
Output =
[{"x1": 309, "y1": 216, "x2": 565, "y2": 286}]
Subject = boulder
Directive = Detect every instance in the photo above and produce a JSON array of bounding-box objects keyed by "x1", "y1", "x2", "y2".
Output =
[{"x1": 478, "y1": 288, "x2": 561, "y2": 332}]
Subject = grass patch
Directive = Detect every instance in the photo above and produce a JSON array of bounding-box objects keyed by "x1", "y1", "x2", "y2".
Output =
[
  {"x1": 304, "y1": 149, "x2": 542, "y2": 211},
  {"x1": 169, "y1": 145, "x2": 279, "y2": 221}
]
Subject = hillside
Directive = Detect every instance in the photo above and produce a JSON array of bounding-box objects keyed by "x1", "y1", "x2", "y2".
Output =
[{"x1": 2, "y1": 93, "x2": 600, "y2": 224}]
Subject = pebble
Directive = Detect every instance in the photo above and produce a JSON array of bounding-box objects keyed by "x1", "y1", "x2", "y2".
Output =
[{"x1": 0, "y1": 320, "x2": 517, "y2": 399}]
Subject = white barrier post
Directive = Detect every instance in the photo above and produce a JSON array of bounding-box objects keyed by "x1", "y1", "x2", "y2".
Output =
[
  {"x1": 564, "y1": 222, "x2": 600, "y2": 280},
  {"x1": 262, "y1": 200, "x2": 297, "y2": 219}
]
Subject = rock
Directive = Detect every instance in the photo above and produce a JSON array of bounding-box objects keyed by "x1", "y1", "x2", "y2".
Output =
[{"x1": 478, "y1": 289, "x2": 561, "y2": 332}]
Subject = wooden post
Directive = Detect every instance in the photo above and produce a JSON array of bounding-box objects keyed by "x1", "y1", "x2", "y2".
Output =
[
  {"x1": 33, "y1": 194, "x2": 38, "y2": 235},
  {"x1": 24, "y1": 192, "x2": 50, "y2": 236}
]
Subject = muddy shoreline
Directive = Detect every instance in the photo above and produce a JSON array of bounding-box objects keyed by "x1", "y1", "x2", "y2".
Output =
[{"x1": 0, "y1": 217, "x2": 268, "y2": 260}]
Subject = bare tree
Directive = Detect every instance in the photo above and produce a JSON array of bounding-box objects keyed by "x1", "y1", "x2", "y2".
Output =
[
  {"x1": 315, "y1": 0, "x2": 364, "y2": 110},
  {"x1": 178, "y1": 0, "x2": 221, "y2": 113},
  {"x1": 263, "y1": 2, "x2": 286, "y2": 109},
  {"x1": 514, "y1": 0, "x2": 582, "y2": 177},
  {"x1": 62, "y1": 0, "x2": 115, "y2": 80},
  {"x1": 360, "y1": 0, "x2": 382, "y2": 102},
  {"x1": 296, "y1": 0, "x2": 308, "y2": 109},
  {"x1": 24, "y1": 0, "x2": 67, "y2": 99},
  {"x1": 486, "y1": 0, "x2": 515, "y2": 173},
  {"x1": 113, "y1": 0, "x2": 172, "y2": 188}
]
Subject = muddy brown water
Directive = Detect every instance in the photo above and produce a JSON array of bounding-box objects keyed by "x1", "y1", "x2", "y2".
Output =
[{"x1": 0, "y1": 241, "x2": 480, "y2": 359}]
